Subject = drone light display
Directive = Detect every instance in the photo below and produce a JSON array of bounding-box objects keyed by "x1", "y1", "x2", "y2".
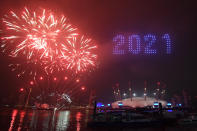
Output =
[{"x1": 113, "y1": 33, "x2": 172, "y2": 55}]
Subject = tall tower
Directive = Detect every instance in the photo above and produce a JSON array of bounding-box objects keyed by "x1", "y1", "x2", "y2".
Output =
[
  {"x1": 128, "y1": 81, "x2": 132, "y2": 101},
  {"x1": 156, "y1": 81, "x2": 161, "y2": 101},
  {"x1": 144, "y1": 80, "x2": 147, "y2": 101},
  {"x1": 112, "y1": 86, "x2": 118, "y2": 101},
  {"x1": 160, "y1": 83, "x2": 166, "y2": 100},
  {"x1": 88, "y1": 88, "x2": 96, "y2": 108},
  {"x1": 182, "y1": 90, "x2": 188, "y2": 107},
  {"x1": 112, "y1": 83, "x2": 121, "y2": 101}
]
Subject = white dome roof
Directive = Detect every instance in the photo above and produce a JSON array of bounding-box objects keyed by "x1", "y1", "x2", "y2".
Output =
[{"x1": 112, "y1": 97, "x2": 167, "y2": 108}]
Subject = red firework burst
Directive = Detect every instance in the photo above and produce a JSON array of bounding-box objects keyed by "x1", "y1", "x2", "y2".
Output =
[
  {"x1": 61, "y1": 36, "x2": 97, "y2": 73},
  {"x1": 1, "y1": 7, "x2": 98, "y2": 77},
  {"x1": 1, "y1": 7, "x2": 77, "y2": 61}
]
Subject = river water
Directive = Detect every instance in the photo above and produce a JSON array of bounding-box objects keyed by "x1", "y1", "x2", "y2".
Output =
[{"x1": 0, "y1": 108, "x2": 196, "y2": 131}]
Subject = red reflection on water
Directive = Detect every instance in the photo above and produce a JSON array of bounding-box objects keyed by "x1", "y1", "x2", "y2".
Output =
[
  {"x1": 8, "y1": 109, "x2": 18, "y2": 131},
  {"x1": 17, "y1": 111, "x2": 26, "y2": 131},
  {"x1": 76, "y1": 112, "x2": 82, "y2": 131}
]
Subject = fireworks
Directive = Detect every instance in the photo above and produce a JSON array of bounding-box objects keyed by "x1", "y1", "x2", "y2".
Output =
[
  {"x1": 8, "y1": 59, "x2": 46, "y2": 79},
  {"x1": 1, "y1": 7, "x2": 98, "y2": 77},
  {"x1": 0, "y1": 7, "x2": 99, "y2": 108},
  {"x1": 61, "y1": 36, "x2": 97, "y2": 73},
  {"x1": 1, "y1": 7, "x2": 77, "y2": 61}
]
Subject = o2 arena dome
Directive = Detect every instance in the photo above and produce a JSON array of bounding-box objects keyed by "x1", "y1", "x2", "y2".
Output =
[{"x1": 112, "y1": 96, "x2": 167, "y2": 108}]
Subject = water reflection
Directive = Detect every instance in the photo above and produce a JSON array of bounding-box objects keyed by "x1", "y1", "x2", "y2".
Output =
[
  {"x1": 30, "y1": 110, "x2": 38, "y2": 130},
  {"x1": 42, "y1": 111, "x2": 52, "y2": 131},
  {"x1": 7, "y1": 109, "x2": 72, "y2": 131},
  {"x1": 76, "y1": 112, "x2": 82, "y2": 131},
  {"x1": 8, "y1": 109, "x2": 18, "y2": 131},
  {"x1": 56, "y1": 110, "x2": 70, "y2": 131},
  {"x1": 30, "y1": 110, "x2": 54, "y2": 130},
  {"x1": 17, "y1": 111, "x2": 26, "y2": 131},
  {"x1": 3, "y1": 108, "x2": 196, "y2": 131},
  {"x1": 50, "y1": 109, "x2": 56, "y2": 131}
]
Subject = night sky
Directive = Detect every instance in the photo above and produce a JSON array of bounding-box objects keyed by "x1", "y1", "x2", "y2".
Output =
[{"x1": 0, "y1": 0, "x2": 196, "y2": 103}]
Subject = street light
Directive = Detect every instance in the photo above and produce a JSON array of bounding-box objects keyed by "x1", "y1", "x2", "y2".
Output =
[{"x1": 133, "y1": 93, "x2": 136, "y2": 97}]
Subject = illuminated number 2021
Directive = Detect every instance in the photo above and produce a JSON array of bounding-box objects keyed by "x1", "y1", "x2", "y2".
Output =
[
  {"x1": 162, "y1": 34, "x2": 171, "y2": 54},
  {"x1": 113, "y1": 34, "x2": 125, "y2": 54},
  {"x1": 128, "y1": 35, "x2": 141, "y2": 54},
  {"x1": 144, "y1": 34, "x2": 157, "y2": 54},
  {"x1": 113, "y1": 33, "x2": 172, "y2": 55}
]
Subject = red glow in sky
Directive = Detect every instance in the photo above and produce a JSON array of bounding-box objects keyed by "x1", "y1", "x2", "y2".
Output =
[
  {"x1": 76, "y1": 79, "x2": 80, "y2": 83},
  {"x1": 81, "y1": 86, "x2": 85, "y2": 91},
  {"x1": 20, "y1": 88, "x2": 24, "y2": 92},
  {"x1": 64, "y1": 76, "x2": 68, "y2": 80},
  {"x1": 30, "y1": 81, "x2": 34, "y2": 85},
  {"x1": 39, "y1": 76, "x2": 43, "y2": 80},
  {"x1": 53, "y1": 77, "x2": 57, "y2": 81}
]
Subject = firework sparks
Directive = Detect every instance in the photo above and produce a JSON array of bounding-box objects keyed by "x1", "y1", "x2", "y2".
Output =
[
  {"x1": 43, "y1": 59, "x2": 66, "y2": 74},
  {"x1": 1, "y1": 7, "x2": 77, "y2": 61},
  {"x1": 1, "y1": 7, "x2": 98, "y2": 78},
  {"x1": 8, "y1": 59, "x2": 46, "y2": 80},
  {"x1": 61, "y1": 36, "x2": 97, "y2": 73}
]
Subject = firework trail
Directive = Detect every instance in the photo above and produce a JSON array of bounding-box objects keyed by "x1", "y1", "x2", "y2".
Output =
[
  {"x1": 61, "y1": 36, "x2": 97, "y2": 73},
  {"x1": 8, "y1": 58, "x2": 47, "y2": 80}
]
